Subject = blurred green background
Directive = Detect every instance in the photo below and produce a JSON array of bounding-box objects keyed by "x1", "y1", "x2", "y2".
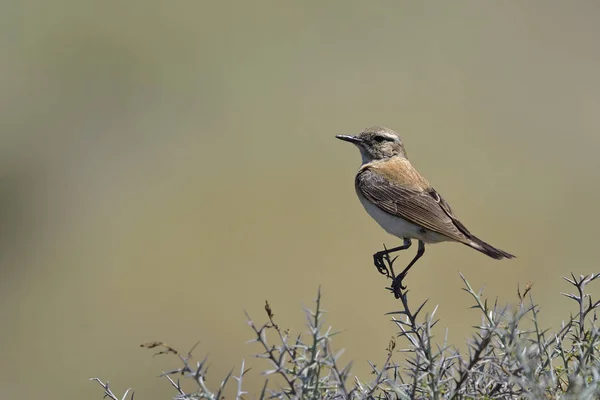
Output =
[{"x1": 2, "y1": 1, "x2": 600, "y2": 398}]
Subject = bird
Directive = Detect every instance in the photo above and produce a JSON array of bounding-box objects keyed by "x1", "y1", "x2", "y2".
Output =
[{"x1": 336, "y1": 126, "x2": 515, "y2": 296}]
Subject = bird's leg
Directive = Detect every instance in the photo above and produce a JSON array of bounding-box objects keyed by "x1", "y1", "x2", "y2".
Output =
[
  {"x1": 392, "y1": 240, "x2": 425, "y2": 298},
  {"x1": 373, "y1": 238, "x2": 412, "y2": 276}
]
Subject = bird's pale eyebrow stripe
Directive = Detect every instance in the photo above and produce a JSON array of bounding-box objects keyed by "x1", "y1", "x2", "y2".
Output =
[{"x1": 380, "y1": 133, "x2": 397, "y2": 141}]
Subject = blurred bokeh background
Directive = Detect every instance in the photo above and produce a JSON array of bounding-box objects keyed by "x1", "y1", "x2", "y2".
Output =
[{"x1": 2, "y1": 1, "x2": 600, "y2": 398}]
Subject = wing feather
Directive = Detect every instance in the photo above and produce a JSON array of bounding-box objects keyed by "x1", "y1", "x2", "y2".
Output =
[{"x1": 356, "y1": 168, "x2": 469, "y2": 242}]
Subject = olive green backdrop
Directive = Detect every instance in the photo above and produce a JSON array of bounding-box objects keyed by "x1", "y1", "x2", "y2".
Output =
[{"x1": 1, "y1": 1, "x2": 599, "y2": 398}]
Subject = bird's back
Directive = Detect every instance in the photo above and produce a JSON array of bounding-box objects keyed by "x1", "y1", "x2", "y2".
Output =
[{"x1": 361, "y1": 158, "x2": 430, "y2": 191}]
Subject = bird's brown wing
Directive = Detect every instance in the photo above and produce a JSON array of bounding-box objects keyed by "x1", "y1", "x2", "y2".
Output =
[{"x1": 356, "y1": 168, "x2": 470, "y2": 242}]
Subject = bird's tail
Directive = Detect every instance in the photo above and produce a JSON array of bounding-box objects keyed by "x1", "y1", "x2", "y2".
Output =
[{"x1": 466, "y1": 235, "x2": 515, "y2": 260}]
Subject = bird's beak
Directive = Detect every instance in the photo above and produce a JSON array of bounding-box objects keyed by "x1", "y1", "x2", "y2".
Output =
[{"x1": 335, "y1": 135, "x2": 363, "y2": 144}]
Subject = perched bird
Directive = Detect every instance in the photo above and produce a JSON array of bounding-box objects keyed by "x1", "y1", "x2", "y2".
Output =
[{"x1": 336, "y1": 126, "x2": 514, "y2": 296}]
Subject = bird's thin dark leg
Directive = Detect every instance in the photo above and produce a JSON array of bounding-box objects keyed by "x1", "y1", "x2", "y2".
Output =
[
  {"x1": 392, "y1": 240, "x2": 425, "y2": 298},
  {"x1": 373, "y1": 238, "x2": 412, "y2": 276}
]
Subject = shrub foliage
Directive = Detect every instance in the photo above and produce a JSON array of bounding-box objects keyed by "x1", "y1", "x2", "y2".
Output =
[{"x1": 92, "y1": 272, "x2": 600, "y2": 399}]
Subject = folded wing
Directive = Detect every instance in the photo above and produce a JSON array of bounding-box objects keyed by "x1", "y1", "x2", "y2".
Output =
[{"x1": 356, "y1": 168, "x2": 471, "y2": 243}]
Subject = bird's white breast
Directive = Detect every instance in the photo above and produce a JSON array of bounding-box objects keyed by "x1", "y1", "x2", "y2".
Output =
[{"x1": 356, "y1": 190, "x2": 449, "y2": 244}]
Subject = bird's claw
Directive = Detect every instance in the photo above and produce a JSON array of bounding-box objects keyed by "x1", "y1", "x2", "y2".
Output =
[
  {"x1": 373, "y1": 252, "x2": 389, "y2": 275},
  {"x1": 391, "y1": 274, "x2": 407, "y2": 298}
]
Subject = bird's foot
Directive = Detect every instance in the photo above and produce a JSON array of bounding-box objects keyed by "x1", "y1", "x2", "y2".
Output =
[
  {"x1": 391, "y1": 273, "x2": 407, "y2": 298},
  {"x1": 373, "y1": 251, "x2": 390, "y2": 276},
  {"x1": 373, "y1": 250, "x2": 398, "y2": 278}
]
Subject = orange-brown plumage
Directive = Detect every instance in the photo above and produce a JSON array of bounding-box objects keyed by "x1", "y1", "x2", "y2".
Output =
[{"x1": 361, "y1": 158, "x2": 430, "y2": 191}]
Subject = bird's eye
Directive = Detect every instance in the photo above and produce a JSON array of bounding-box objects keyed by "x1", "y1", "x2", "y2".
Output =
[{"x1": 373, "y1": 136, "x2": 386, "y2": 143}]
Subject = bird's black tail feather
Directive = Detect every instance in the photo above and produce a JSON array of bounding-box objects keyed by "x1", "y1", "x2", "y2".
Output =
[{"x1": 466, "y1": 236, "x2": 515, "y2": 260}]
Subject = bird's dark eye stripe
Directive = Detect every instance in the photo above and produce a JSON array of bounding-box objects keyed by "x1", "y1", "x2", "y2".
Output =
[{"x1": 373, "y1": 136, "x2": 387, "y2": 142}]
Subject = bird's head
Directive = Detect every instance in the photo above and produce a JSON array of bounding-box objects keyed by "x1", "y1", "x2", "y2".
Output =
[{"x1": 336, "y1": 126, "x2": 407, "y2": 163}]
